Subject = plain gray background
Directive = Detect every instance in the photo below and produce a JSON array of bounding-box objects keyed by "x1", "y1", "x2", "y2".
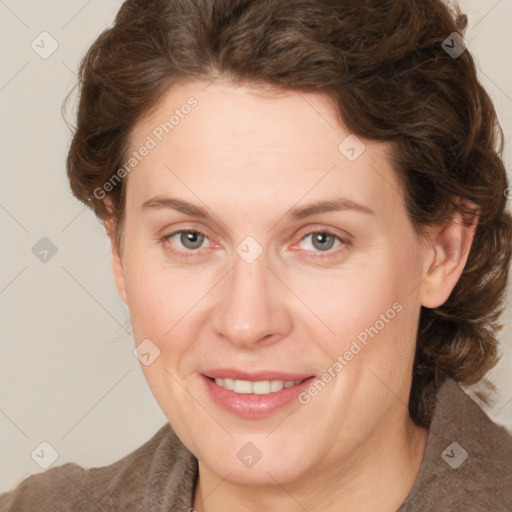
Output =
[{"x1": 1, "y1": 0, "x2": 511, "y2": 493}]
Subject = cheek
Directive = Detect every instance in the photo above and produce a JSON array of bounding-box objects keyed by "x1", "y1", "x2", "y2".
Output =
[
  {"x1": 331, "y1": 244, "x2": 422, "y2": 386},
  {"x1": 287, "y1": 241, "x2": 421, "y2": 376},
  {"x1": 122, "y1": 250, "x2": 220, "y2": 384},
  {"x1": 123, "y1": 256, "x2": 206, "y2": 417},
  {"x1": 123, "y1": 251, "x2": 205, "y2": 337},
  {"x1": 125, "y1": 275, "x2": 170, "y2": 339},
  {"x1": 290, "y1": 259, "x2": 409, "y2": 338}
]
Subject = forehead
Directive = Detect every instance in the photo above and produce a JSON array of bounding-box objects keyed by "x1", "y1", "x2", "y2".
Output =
[
  {"x1": 125, "y1": 79, "x2": 401, "y2": 221},
  {"x1": 133, "y1": 79, "x2": 346, "y2": 153}
]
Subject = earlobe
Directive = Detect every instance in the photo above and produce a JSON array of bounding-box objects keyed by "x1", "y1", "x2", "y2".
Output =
[{"x1": 420, "y1": 205, "x2": 479, "y2": 309}]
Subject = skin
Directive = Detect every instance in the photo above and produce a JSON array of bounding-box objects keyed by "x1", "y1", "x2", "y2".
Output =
[{"x1": 105, "y1": 79, "x2": 476, "y2": 512}]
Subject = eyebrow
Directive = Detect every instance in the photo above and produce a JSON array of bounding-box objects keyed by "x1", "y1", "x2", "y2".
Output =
[
  {"x1": 287, "y1": 198, "x2": 375, "y2": 219},
  {"x1": 140, "y1": 196, "x2": 375, "y2": 219},
  {"x1": 141, "y1": 197, "x2": 210, "y2": 217}
]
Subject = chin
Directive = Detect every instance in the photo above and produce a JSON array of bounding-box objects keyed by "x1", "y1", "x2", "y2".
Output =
[
  {"x1": 200, "y1": 440, "x2": 311, "y2": 487},
  {"x1": 216, "y1": 461, "x2": 304, "y2": 487}
]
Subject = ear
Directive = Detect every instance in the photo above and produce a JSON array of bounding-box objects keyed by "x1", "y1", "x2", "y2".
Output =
[
  {"x1": 104, "y1": 197, "x2": 128, "y2": 305},
  {"x1": 419, "y1": 202, "x2": 479, "y2": 309}
]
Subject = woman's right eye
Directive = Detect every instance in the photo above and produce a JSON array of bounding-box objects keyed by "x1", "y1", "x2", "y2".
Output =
[{"x1": 161, "y1": 230, "x2": 210, "y2": 254}]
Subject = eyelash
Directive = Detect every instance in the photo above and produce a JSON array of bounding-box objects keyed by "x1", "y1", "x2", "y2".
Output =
[{"x1": 159, "y1": 229, "x2": 351, "y2": 260}]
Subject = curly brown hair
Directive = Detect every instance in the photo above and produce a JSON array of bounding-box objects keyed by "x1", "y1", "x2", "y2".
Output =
[{"x1": 64, "y1": 0, "x2": 512, "y2": 426}]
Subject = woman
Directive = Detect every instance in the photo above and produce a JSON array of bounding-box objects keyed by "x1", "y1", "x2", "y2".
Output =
[{"x1": 1, "y1": 0, "x2": 511, "y2": 510}]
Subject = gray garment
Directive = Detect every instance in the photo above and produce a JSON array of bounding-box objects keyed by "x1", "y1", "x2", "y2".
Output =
[{"x1": 1, "y1": 378, "x2": 511, "y2": 511}]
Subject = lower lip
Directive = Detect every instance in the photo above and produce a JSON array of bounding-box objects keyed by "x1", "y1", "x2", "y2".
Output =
[{"x1": 201, "y1": 375, "x2": 315, "y2": 418}]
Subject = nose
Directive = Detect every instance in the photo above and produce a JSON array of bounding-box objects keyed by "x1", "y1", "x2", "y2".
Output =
[{"x1": 210, "y1": 250, "x2": 293, "y2": 349}]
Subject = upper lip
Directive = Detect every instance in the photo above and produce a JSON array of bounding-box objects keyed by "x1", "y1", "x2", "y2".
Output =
[{"x1": 201, "y1": 368, "x2": 314, "y2": 382}]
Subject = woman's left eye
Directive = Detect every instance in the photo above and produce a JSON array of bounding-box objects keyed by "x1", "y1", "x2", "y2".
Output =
[{"x1": 299, "y1": 232, "x2": 343, "y2": 253}]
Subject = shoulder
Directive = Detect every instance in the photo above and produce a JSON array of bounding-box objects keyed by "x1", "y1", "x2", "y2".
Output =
[
  {"x1": 0, "y1": 423, "x2": 197, "y2": 512},
  {"x1": 399, "y1": 378, "x2": 512, "y2": 512}
]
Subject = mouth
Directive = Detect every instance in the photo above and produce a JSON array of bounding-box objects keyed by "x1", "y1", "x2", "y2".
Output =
[
  {"x1": 200, "y1": 370, "x2": 315, "y2": 418},
  {"x1": 206, "y1": 376, "x2": 307, "y2": 395}
]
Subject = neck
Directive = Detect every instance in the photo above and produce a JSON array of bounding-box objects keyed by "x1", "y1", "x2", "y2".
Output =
[{"x1": 193, "y1": 413, "x2": 428, "y2": 512}]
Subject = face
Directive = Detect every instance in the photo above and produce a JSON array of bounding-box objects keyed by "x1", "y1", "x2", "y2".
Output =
[{"x1": 111, "y1": 79, "x2": 430, "y2": 485}]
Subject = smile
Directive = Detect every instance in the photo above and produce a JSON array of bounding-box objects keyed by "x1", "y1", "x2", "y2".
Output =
[
  {"x1": 213, "y1": 378, "x2": 302, "y2": 394},
  {"x1": 201, "y1": 372, "x2": 315, "y2": 418}
]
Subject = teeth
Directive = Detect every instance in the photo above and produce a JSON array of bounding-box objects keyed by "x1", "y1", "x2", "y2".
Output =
[
  {"x1": 223, "y1": 378, "x2": 234, "y2": 391},
  {"x1": 233, "y1": 379, "x2": 253, "y2": 394},
  {"x1": 213, "y1": 378, "x2": 301, "y2": 394},
  {"x1": 253, "y1": 380, "x2": 271, "y2": 394}
]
